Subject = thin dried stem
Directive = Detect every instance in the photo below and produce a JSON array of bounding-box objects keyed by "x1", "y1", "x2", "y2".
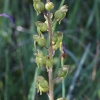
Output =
[{"x1": 92, "y1": 41, "x2": 100, "y2": 81}]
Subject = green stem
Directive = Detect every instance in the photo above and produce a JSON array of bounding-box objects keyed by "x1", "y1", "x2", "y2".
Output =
[
  {"x1": 5, "y1": 50, "x2": 9, "y2": 100},
  {"x1": 61, "y1": 57, "x2": 65, "y2": 97},
  {"x1": 46, "y1": 0, "x2": 54, "y2": 100}
]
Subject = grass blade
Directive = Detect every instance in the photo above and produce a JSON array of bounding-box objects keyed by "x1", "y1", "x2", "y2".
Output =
[
  {"x1": 27, "y1": 67, "x2": 40, "y2": 100},
  {"x1": 67, "y1": 43, "x2": 91, "y2": 100}
]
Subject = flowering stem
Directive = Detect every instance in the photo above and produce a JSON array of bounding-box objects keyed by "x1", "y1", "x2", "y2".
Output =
[
  {"x1": 46, "y1": 0, "x2": 54, "y2": 100},
  {"x1": 61, "y1": 57, "x2": 65, "y2": 97}
]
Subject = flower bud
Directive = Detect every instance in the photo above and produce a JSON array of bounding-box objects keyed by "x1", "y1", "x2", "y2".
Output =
[
  {"x1": 57, "y1": 67, "x2": 68, "y2": 78},
  {"x1": 54, "y1": 31, "x2": 63, "y2": 42},
  {"x1": 52, "y1": 31, "x2": 63, "y2": 51},
  {"x1": 33, "y1": 35, "x2": 40, "y2": 49},
  {"x1": 54, "y1": 10, "x2": 64, "y2": 21},
  {"x1": 35, "y1": 21, "x2": 48, "y2": 35},
  {"x1": 54, "y1": 5, "x2": 68, "y2": 24},
  {"x1": 37, "y1": 35, "x2": 46, "y2": 47},
  {"x1": 33, "y1": 35, "x2": 46, "y2": 48},
  {"x1": 52, "y1": 41, "x2": 60, "y2": 50},
  {"x1": 36, "y1": 76, "x2": 49, "y2": 95},
  {"x1": 37, "y1": 38, "x2": 46, "y2": 47},
  {"x1": 52, "y1": 31, "x2": 63, "y2": 43},
  {"x1": 45, "y1": 56, "x2": 53, "y2": 70},
  {"x1": 45, "y1": 2, "x2": 54, "y2": 11},
  {"x1": 40, "y1": 23, "x2": 48, "y2": 32},
  {"x1": 34, "y1": 50, "x2": 46, "y2": 68},
  {"x1": 36, "y1": 55, "x2": 45, "y2": 67},
  {"x1": 33, "y1": 1, "x2": 44, "y2": 15},
  {"x1": 57, "y1": 97, "x2": 67, "y2": 100}
]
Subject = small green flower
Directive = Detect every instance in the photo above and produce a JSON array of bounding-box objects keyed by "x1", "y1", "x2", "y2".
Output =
[
  {"x1": 33, "y1": 35, "x2": 40, "y2": 49},
  {"x1": 57, "y1": 66, "x2": 68, "y2": 79},
  {"x1": 36, "y1": 76, "x2": 49, "y2": 95},
  {"x1": 35, "y1": 21, "x2": 48, "y2": 36},
  {"x1": 54, "y1": 5, "x2": 68, "y2": 24},
  {"x1": 34, "y1": 50, "x2": 46, "y2": 68},
  {"x1": 52, "y1": 31, "x2": 63, "y2": 43},
  {"x1": 54, "y1": 10, "x2": 64, "y2": 23},
  {"x1": 33, "y1": 1, "x2": 44, "y2": 15},
  {"x1": 56, "y1": 31, "x2": 63, "y2": 42},
  {"x1": 52, "y1": 31, "x2": 63, "y2": 52},
  {"x1": 33, "y1": 35, "x2": 46, "y2": 49},
  {"x1": 37, "y1": 37, "x2": 46, "y2": 47},
  {"x1": 45, "y1": 55, "x2": 53, "y2": 70},
  {"x1": 45, "y1": 2, "x2": 54, "y2": 11},
  {"x1": 52, "y1": 41, "x2": 60, "y2": 50}
]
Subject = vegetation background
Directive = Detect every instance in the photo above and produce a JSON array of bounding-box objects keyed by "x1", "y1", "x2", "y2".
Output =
[{"x1": 0, "y1": 0, "x2": 100, "y2": 100}]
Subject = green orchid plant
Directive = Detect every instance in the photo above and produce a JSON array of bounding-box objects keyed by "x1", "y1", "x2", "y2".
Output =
[{"x1": 33, "y1": 0, "x2": 68, "y2": 100}]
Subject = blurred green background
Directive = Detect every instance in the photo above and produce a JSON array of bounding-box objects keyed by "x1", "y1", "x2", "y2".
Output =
[{"x1": 0, "y1": 0, "x2": 100, "y2": 100}]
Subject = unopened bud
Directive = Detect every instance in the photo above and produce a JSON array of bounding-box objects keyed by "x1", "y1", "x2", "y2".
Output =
[
  {"x1": 35, "y1": 21, "x2": 48, "y2": 35},
  {"x1": 34, "y1": 50, "x2": 46, "y2": 68},
  {"x1": 33, "y1": 35, "x2": 46, "y2": 47},
  {"x1": 36, "y1": 76, "x2": 49, "y2": 95},
  {"x1": 37, "y1": 36, "x2": 46, "y2": 47},
  {"x1": 33, "y1": 1, "x2": 44, "y2": 15},
  {"x1": 40, "y1": 23, "x2": 48, "y2": 32},
  {"x1": 57, "y1": 67, "x2": 68, "y2": 78},
  {"x1": 54, "y1": 5, "x2": 68, "y2": 24},
  {"x1": 45, "y1": 2, "x2": 54, "y2": 11},
  {"x1": 54, "y1": 10, "x2": 64, "y2": 22}
]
